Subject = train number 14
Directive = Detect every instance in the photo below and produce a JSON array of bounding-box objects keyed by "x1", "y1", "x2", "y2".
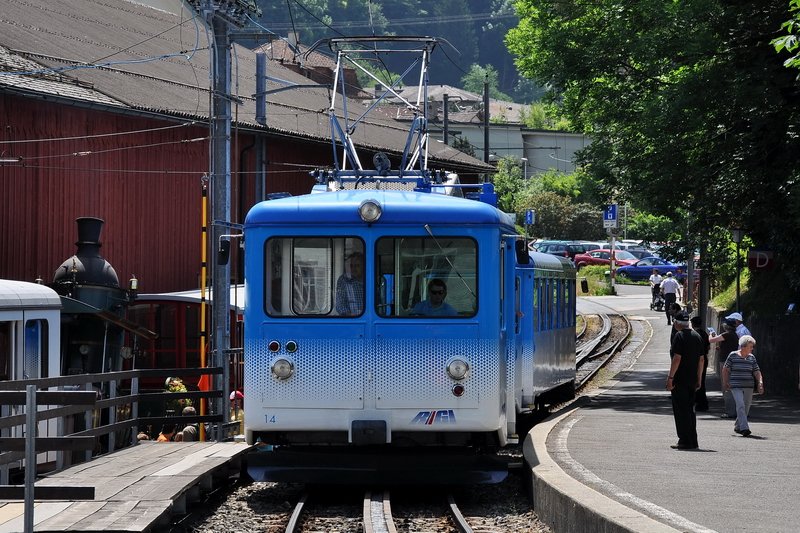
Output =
[{"x1": 264, "y1": 415, "x2": 277, "y2": 423}]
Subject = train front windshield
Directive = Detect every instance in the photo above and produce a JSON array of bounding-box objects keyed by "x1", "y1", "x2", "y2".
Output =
[{"x1": 264, "y1": 236, "x2": 477, "y2": 318}]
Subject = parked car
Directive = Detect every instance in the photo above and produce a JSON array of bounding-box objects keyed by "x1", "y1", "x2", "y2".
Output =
[
  {"x1": 616, "y1": 256, "x2": 687, "y2": 281},
  {"x1": 573, "y1": 249, "x2": 638, "y2": 269},
  {"x1": 533, "y1": 240, "x2": 589, "y2": 261},
  {"x1": 627, "y1": 248, "x2": 655, "y2": 260}
]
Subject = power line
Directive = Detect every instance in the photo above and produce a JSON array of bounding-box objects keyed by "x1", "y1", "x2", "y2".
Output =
[
  {"x1": 15, "y1": 137, "x2": 209, "y2": 161},
  {"x1": 0, "y1": 121, "x2": 200, "y2": 145},
  {"x1": 259, "y1": 11, "x2": 518, "y2": 32}
]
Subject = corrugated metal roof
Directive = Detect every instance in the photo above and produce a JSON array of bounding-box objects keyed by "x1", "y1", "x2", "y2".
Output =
[{"x1": 0, "y1": 0, "x2": 492, "y2": 172}]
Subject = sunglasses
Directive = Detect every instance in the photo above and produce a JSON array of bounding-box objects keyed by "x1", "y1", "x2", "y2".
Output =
[{"x1": 430, "y1": 290, "x2": 445, "y2": 295}]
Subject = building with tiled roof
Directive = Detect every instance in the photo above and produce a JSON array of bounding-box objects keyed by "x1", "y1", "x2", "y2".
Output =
[{"x1": 0, "y1": 0, "x2": 492, "y2": 292}]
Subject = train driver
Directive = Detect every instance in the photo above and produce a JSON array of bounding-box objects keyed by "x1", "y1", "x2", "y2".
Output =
[
  {"x1": 335, "y1": 251, "x2": 365, "y2": 315},
  {"x1": 411, "y1": 279, "x2": 457, "y2": 317}
]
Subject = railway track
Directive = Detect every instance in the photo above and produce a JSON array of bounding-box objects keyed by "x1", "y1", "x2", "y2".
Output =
[
  {"x1": 575, "y1": 312, "x2": 631, "y2": 391},
  {"x1": 281, "y1": 489, "x2": 476, "y2": 533}
]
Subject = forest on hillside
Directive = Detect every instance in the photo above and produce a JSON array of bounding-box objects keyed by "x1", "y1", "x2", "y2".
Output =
[{"x1": 252, "y1": 0, "x2": 540, "y2": 102}]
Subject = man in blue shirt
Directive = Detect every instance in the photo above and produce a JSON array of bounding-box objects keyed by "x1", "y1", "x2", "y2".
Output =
[{"x1": 412, "y1": 279, "x2": 457, "y2": 316}]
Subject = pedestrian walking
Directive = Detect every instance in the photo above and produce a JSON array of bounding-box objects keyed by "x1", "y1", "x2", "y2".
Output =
[
  {"x1": 666, "y1": 311, "x2": 705, "y2": 450},
  {"x1": 724, "y1": 312, "x2": 751, "y2": 337},
  {"x1": 722, "y1": 335, "x2": 764, "y2": 437},
  {"x1": 661, "y1": 272, "x2": 681, "y2": 324}
]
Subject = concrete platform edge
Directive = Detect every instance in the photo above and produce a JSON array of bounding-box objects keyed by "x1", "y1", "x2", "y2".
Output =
[{"x1": 524, "y1": 399, "x2": 681, "y2": 533}]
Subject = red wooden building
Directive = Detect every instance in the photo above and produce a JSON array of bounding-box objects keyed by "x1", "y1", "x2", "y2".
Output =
[{"x1": 0, "y1": 0, "x2": 491, "y2": 294}]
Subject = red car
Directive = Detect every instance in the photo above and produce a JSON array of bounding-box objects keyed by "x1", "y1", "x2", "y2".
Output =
[{"x1": 573, "y1": 249, "x2": 638, "y2": 269}]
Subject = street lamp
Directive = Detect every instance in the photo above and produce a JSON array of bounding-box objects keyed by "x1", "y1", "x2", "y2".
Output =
[
  {"x1": 520, "y1": 157, "x2": 528, "y2": 180},
  {"x1": 730, "y1": 228, "x2": 744, "y2": 312}
]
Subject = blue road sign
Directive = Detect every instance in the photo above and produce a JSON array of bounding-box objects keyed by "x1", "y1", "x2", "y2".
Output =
[
  {"x1": 603, "y1": 204, "x2": 618, "y2": 228},
  {"x1": 525, "y1": 209, "x2": 535, "y2": 225}
]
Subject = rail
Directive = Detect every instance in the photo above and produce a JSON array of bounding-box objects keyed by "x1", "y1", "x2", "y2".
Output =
[{"x1": 0, "y1": 367, "x2": 236, "y2": 485}]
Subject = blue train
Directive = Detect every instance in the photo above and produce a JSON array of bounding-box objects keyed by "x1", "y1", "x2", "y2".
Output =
[{"x1": 242, "y1": 179, "x2": 576, "y2": 483}]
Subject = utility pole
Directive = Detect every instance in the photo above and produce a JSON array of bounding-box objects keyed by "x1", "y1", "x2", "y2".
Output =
[
  {"x1": 442, "y1": 93, "x2": 449, "y2": 145},
  {"x1": 185, "y1": 0, "x2": 260, "y2": 437},
  {"x1": 483, "y1": 75, "x2": 490, "y2": 164}
]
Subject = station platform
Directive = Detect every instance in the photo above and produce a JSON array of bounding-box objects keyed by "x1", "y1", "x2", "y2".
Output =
[
  {"x1": 0, "y1": 441, "x2": 249, "y2": 532},
  {"x1": 527, "y1": 284, "x2": 800, "y2": 533}
]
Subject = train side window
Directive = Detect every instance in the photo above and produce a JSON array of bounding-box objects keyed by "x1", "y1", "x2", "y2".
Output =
[
  {"x1": 23, "y1": 320, "x2": 47, "y2": 379},
  {"x1": 545, "y1": 279, "x2": 553, "y2": 330},
  {"x1": 555, "y1": 280, "x2": 562, "y2": 328},
  {"x1": 514, "y1": 276, "x2": 521, "y2": 334},
  {"x1": 0, "y1": 322, "x2": 9, "y2": 380},
  {"x1": 374, "y1": 237, "x2": 476, "y2": 318},
  {"x1": 532, "y1": 278, "x2": 540, "y2": 332}
]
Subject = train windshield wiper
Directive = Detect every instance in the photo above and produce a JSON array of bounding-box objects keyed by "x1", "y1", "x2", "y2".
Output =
[{"x1": 423, "y1": 224, "x2": 476, "y2": 298}]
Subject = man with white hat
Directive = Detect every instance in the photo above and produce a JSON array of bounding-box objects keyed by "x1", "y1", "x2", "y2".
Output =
[{"x1": 725, "y1": 312, "x2": 751, "y2": 337}]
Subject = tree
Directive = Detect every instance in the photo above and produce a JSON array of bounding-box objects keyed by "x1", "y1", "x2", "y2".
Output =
[
  {"x1": 450, "y1": 135, "x2": 476, "y2": 158},
  {"x1": 490, "y1": 156, "x2": 528, "y2": 213},
  {"x1": 507, "y1": 0, "x2": 800, "y2": 294},
  {"x1": 772, "y1": 0, "x2": 800, "y2": 70},
  {"x1": 490, "y1": 157, "x2": 607, "y2": 239},
  {"x1": 461, "y1": 64, "x2": 512, "y2": 101}
]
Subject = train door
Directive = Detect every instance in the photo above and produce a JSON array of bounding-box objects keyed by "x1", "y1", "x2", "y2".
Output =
[{"x1": 515, "y1": 268, "x2": 537, "y2": 410}]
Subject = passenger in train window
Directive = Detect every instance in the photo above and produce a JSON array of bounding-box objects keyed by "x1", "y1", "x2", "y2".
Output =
[
  {"x1": 335, "y1": 252, "x2": 365, "y2": 316},
  {"x1": 411, "y1": 279, "x2": 457, "y2": 316}
]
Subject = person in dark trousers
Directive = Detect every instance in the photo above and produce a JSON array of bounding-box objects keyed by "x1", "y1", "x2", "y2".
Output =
[
  {"x1": 691, "y1": 316, "x2": 711, "y2": 411},
  {"x1": 710, "y1": 318, "x2": 739, "y2": 417},
  {"x1": 660, "y1": 272, "x2": 681, "y2": 324},
  {"x1": 669, "y1": 303, "x2": 682, "y2": 345},
  {"x1": 666, "y1": 311, "x2": 705, "y2": 450}
]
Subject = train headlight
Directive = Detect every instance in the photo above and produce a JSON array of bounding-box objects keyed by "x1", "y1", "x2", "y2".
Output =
[
  {"x1": 446, "y1": 358, "x2": 469, "y2": 380},
  {"x1": 271, "y1": 358, "x2": 294, "y2": 380},
  {"x1": 359, "y1": 199, "x2": 382, "y2": 223}
]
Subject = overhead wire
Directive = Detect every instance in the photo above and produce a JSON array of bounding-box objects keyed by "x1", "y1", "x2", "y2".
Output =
[
  {"x1": 0, "y1": 121, "x2": 200, "y2": 144},
  {"x1": 16, "y1": 137, "x2": 209, "y2": 161}
]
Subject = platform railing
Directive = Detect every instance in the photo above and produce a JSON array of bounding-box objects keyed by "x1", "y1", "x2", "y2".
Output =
[{"x1": 0, "y1": 367, "x2": 229, "y2": 483}]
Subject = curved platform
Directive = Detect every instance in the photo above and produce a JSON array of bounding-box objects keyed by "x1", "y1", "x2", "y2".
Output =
[{"x1": 528, "y1": 284, "x2": 800, "y2": 532}]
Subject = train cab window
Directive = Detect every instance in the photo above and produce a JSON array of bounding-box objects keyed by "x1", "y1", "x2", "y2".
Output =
[
  {"x1": 265, "y1": 237, "x2": 364, "y2": 317},
  {"x1": 23, "y1": 320, "x2": 48, "y2": 379},
  {"x1": 374, "y1": 237, "x2": 477, "y2": 318}
]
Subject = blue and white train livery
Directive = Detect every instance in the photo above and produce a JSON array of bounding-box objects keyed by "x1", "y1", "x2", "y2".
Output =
[{"x1": 242, "y1": 182, "x2": 576, "y2": 483}]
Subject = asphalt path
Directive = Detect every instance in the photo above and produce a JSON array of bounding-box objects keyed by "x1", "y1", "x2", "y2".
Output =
[{"x1": 561, "y1": 283, "x2": 800, "y2": 533}]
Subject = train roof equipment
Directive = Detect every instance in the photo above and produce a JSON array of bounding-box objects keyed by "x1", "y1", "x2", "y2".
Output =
[{"x1": 304, "y1": 36, "x2": 495, "y2": 202}]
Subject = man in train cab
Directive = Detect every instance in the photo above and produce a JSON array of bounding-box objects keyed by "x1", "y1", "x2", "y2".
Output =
[
  {"x1": 335, "y1": 251, "x2": 365, "y2": 315},
  {"x1": 411, "y1": 279, "x2": 457, "y2": 316},
  {"x1": 666, "y1": 311, "x2": 705, "y2": 450}
]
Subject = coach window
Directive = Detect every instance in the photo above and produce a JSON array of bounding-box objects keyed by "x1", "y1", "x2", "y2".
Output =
[
  {"x1": 24, "y1": 320, "x2": 48, "y2": 379},
  {"x1": 375, "y1": 237, "x2": 477, "y2": 318},
  {"x1": 265, "y1": 237, "x2": 364, "y2": 317}
]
